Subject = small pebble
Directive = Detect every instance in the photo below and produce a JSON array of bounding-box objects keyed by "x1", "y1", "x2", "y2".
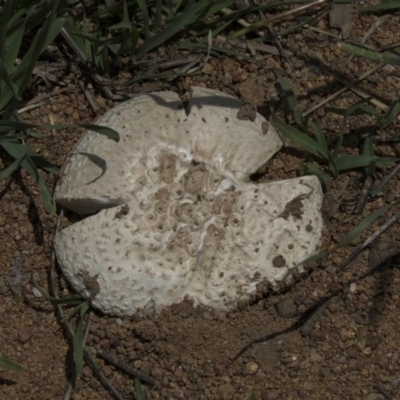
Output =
[
  {"x1": 18, "y1": 327, "x2": 33, "y2": 344},
  {"x1": 32, "y1": 287, "x2": 43, "y2": 298},
  {"x1": 276, "y1": 298, "x2": 297, "y2": 318},
  {"x1": 245, "y1": 361, "x2": 259, "y2": 375}
]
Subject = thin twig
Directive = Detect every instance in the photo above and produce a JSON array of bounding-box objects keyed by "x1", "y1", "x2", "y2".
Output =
[
  {"x1": 304, "y1": 63, "x2": 384, "y2": 116},
  {"x1": 17, "y1": 88, "x2": 77, "y2": 114},
  {"x1": 158, "y1": 56, "x2": 200, "y2": 71},
  {"x1": 97, "y1": 349, "x2": 157, "y2": 386},
  {"x1": 376, "y1": 163, "x2": 400, "y2": 192},
  {"x1": 78, "y1": 81, "x2": 98, "y2": 115},
  {"x1": 221, "y1": 0, "x2": 330, "y2": 34},
  {"x1": 339, "y1": 209, "x2": 400, "y2": 271},
  {"x1": 353, "y1": 176, "x2": 375, "y2": 215},
  {"x1": 266, "y1": 24, "x2": 293, "y2": 70},
  {"x1": 336, "y1": 76, "x2": 400, "y2": 119},
  {"x1": 216, "y1": 35, "x2": 293, "y2": 56}
]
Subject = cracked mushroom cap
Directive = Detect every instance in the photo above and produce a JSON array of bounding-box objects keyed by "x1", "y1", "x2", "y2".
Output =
[{"x1": 54, "y1": 87, "x2": 324, "y2": 316}]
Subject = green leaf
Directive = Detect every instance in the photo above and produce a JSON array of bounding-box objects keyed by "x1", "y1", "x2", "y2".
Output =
[
  {"x1": 0, "y1": 147, "x2": 26, "y2": 180},
  {"x1": 363, "y1": 0, "x2": 400, "y2": 12},
  {"x1": 134, "y1": 378, "x2": 146, "y2": 400},
  {"x1": 336, "y1": 155, "x2": 376, "y2": 171},
  {"x1": 79, "y1": 124, "x2": 120, "y2": 142},
  {"x1": 136, "y1": 0, "x2": 150, "y2": 40},
  {"x1": 312, "y1": 122, "x2": 328, "y2": 159},
  {"x1": 388, "y1": 130, "x2": 400, "y2": 142},
  {"x1": 379, "y1": 99, "x2": 400, "y2": 129},
  {"x1": 303, "y1": 162, "x2": 332, "y2": 184},
  {"x1": 0, "y1": 356, "x2": 23, "y2": 371},
  {"x1": 2, "y1": 141, "x2": 56, "y2": 214},
  {"x1": 338, "y1": 42, "x2": 400, "y2": 65},
  {"x1": 277, "y1": 76, "x2": 298, "y2": 112},
  {"x1": 326, "y1": 97, "x2": 378, "y2": 120},
  {"x1": 0, "y1": 120, "x2": 39, "y2": 131},
  {"x1": 134, "y1": 0, "x2": 213, "y2": 59},
  {"x1": 337, "y1": 204, "x2": 390, "y2": 248},
  {"x1": 363, "y1": 135, "x2": 376, "y2": 176},
  {"x1": 0, "y1": 57, "x2": 21, "y2": 105},
  {"x1": 4, "y1": 18, "x2": 25, "y2": 71},
  {"x1": 73, "y1": 301, "x2": 90, "y2": 376},
  {"x1": 271, "y1": 114, "x2": 326, "y2": 157},
  {"x1": 277, "y1": 76, "x2": 307, "y2": 129}
]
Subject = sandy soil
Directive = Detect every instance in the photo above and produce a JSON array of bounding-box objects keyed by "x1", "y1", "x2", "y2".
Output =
[{"x1": 1, "y1": 3, "x2": 400, "y2": 399}]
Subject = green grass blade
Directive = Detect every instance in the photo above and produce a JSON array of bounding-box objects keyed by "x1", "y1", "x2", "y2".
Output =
[
  {"x1": 271, "y1": 114, "x2": 326, "y2": 157},
  {"x1": 363, "y1": 135, "x2": 375, "y2": 176},
  {"x1": 0, "y1": 356, "x2": 23, "y2": 371},
  {"x1": 0, "y1": 120, "x2": 39, "y2": 131},
  {"x1": 363, "y1": 0, "x2": 400, "y2": 12},
  {"x1": 154, "y1": 0, "x2": 163, "y2": 30},
  {"x1": 2, "y1": 140, "x2": 56, "y2": 214},
  {"x1": 80, "y1": 124, "x2": 120, "y2": 142},
  {"x1": 380, "y1": 99, "x2": 400, "y2": 129},
  {"x1": 337, "y1": 204, "x2": 391, "y2": 248},
  {"x1": 178, "y1": 41, "x2": 255, "y2": 61},
  {"x1": 278, "y1": 76, "x2": 298, "y2": 111},
  {"x1": 0, "y1": 57, "x2": 21, "y2": 106},
  {"x1": 4, "y1": 19, "x2": 25, "y2": 71},
  {"x1": 0, "y1": 0, "x2": 16, "y2": 60},
  {"x1": 136, "y1": 0, "x2": 150, "y2": 40},
  {"x1": 134, "y1": 378, "x2": 146, "y2": 400},
  {"x1": 336, "y1": 155, "x2": 374, "y2": 171},
  {"x1": 338, "y1": 43, "x2": 400, "y2": 65},
  {"x1": 331, "y1": 132, "x2": 343, "y2": 163},
  {"x1": 73, "y1": 301, "x2": 90, "y2": 376},
  {"x1": 0, "y1": 146, "x2": 26, "y2": 180},
  {"x1": 303, "y1": 162, "x2": 332, "y2": 184},
  {"x1": 134, "y1": 0, "x2": 213, "y2": 59},
  {"x1": 326, "y1": 97, "x2": 378, "y2": 120},
  {"x1": 73, "y1": 313, "x2": 84, "y2": 376},
  {"x1": 277, "y1": 76, "x2": 307, "y2": 128},
  {"x1": 312, "y1": 122, "x2": 328, "y2": 158},
  {"x1": 388, "y1": 130, "x2": 400, "y2": 141},
  {"x1": 12, "y1": 14, "x2": 65, "y2": 97}
]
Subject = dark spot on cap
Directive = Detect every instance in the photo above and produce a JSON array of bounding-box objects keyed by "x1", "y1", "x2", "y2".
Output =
[
  {"x1": 272, "y1": 255, "x2": 287, "y2": 268},
  {"x1": 114, "y1": 204, "x2": 129, "y2": 219}
]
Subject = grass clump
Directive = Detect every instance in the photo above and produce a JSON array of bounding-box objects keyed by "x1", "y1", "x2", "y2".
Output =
[{"x1": 272, "y1": 76, "x2": 399, "y2": 186}]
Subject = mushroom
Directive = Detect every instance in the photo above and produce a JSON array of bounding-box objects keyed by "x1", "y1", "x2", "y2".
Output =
[{"x1": 54, "y1": 87, "x2": 324, "y2": 316}]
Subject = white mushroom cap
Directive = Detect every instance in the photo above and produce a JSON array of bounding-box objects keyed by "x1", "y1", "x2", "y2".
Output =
[
  {"x1": 54, "y1": 87, "x2": 324, "y2": 316},
  {"x1": 55, "y1": 87, "x2": 282, "y2": 214}
]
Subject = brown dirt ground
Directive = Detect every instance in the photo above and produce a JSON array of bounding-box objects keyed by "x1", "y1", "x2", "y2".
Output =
[{"x1": 1, "y1": 3, "x2": 400, "y2": 400}]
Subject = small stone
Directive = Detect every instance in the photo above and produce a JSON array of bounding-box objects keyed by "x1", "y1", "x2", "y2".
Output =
[
  {"x1": 217, "y1": 383, "x2": 235, "y2": 400},
  {"x1": 32, "y1": 287, "x2": 43, "y2": 298},
  {"x1": 362, "y1": 347, "x2": 373, "y2": 356},
  {"x1": 64, "y1": 106, "x2": 74, "y2": 116},
  {"x1": 245, "y1": 361, "x2": 259, "y2": 375},
  {"x1": 18, "y1": 327, "x2": 33, "y2": 343},
  {"x1": 276, "y1": 298, "x2": 297, "y2": 318},
  {"x1": 202, "y1": 63, "x2": 214, "y2": 75},
  {"x1": 102, "y1": 365, "x2": 113, "y2": 377}
]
